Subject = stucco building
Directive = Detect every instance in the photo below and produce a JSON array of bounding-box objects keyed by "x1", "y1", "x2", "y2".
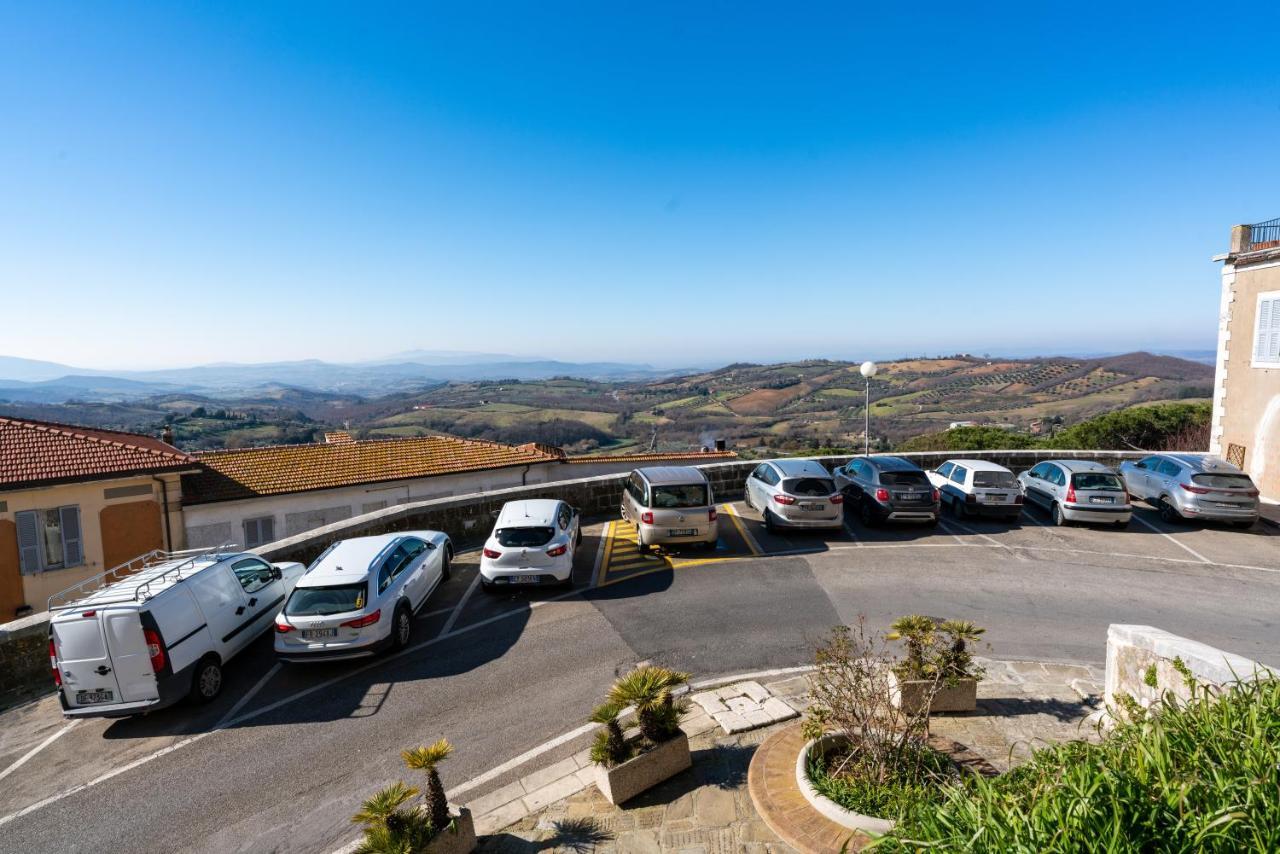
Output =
[
  {"x1": 1210, "y1": 218, "x2": 1280, "y2": 502},
  {"x1": 0, "y1": 417, "x2": 197, "y2": 619}
]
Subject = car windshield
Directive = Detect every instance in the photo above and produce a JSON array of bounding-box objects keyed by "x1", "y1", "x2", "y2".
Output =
[
  {"x1": 496, "y1": 526, "x2": 555, "y2": 547},
  {"x1": 285, "y1": 582, "x2": 368, "y2": 616},
  {"x1": 973, "y1": 471, "x2": 1017, "y2": 488},
  {"x1": 880, "y1": 471, "x2": 928, "y2": 487},
  {"x1": 1072, "y1": 473, "x2": 1124, "y2": 491},
  {"x1": 651, "y1": 484, "x2": 709, "y2": 508},
  {"x1": 782, "y1": 477, "x2": 835, "y2": 497},
  {"x1": 1192, "y1": 473, "x2": 1255, "y2": 489}
]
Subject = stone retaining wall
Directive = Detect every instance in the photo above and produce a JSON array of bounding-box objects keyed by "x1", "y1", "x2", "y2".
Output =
[
  {"x1": 0, "y1": 611, "x2": 52, "y2": 709},
  {"x1": 1104, "y1": 624, "x2": 1274, "y2": 715}
]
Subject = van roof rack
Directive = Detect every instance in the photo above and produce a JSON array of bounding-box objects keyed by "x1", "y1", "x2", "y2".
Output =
[{"x1": 47, "y1": 544, "x2": 240, "y2": 612}]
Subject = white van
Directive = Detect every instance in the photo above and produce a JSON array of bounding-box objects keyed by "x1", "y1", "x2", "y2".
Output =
[{"x1": 48, "y1": 547, "x2": 304, "y2": 718}]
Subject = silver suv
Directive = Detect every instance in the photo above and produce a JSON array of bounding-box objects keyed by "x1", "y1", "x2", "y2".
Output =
[
  {"x1": 1018, "y1": 460, "x2": 1132, "y2": 527},
  {"x1": 832, "y1": 456, "x2": 940, "y2": 526},
  {"x1": 1119, "y1": 454, "x2": 1259, "y2": 528},
  {"x1": 620, "y1": 466, "x2": 718, "y2": 553},
  {"x1": 744, "y1": 458, "x2": 844, "y2": 532}
]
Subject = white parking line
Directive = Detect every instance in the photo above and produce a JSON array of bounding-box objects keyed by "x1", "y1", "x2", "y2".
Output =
[
  {"x1": 842, "y1": 519, "x2": 863, "y2": 546},
  {"x1": 939, "y1": 519, "x2": 1029, "y2": 561},
  {"x1": 1130, "y1": 514, "x2": 1213, "y2": 563},
  {"x1": 0, "y1": 721, "x2": 78, "y2": 784},
  {"x1": 439, "y1": 570, "x2": 482, "y2": 637},
  {"x1": 217, "y1": 663, "x2": 282, "y2": 729}
]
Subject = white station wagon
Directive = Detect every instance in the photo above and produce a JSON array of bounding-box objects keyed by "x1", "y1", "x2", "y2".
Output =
[{"x1": 274, "y1": 531, "x2": 451, "y2": 662}]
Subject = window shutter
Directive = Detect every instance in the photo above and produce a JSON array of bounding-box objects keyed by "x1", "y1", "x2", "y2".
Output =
[
  {"x1": 60, "y1": 506, "x2": 83, "y2": 567},
  {"x1": 16, "y1": 510, "x2": 41, "y2": 574},
  {"x1": 242, "y1": 519, "x2": 258, "y2": 548},
  {"x1": 1258, "y1": 297, "x2": 1280, "y2": 363},
  {"x1": 262, "y1": 517, "x2": 274, "y2": 544}
]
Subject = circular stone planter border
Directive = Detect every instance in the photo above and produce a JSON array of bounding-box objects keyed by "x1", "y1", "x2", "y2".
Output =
[{"x1": 796, "y1": 734, "x2": 896, "y2": 836}]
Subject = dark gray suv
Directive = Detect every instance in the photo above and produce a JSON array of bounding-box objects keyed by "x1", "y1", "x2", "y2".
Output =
[{"x1": 832, "y1": 456, "x2": 940, "y2": 526}]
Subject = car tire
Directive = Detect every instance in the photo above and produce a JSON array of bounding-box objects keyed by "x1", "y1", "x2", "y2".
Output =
[
  {"x1": 927, "y1": 516, "x2": 939, "y2": 528},
  {"x1": 1158, "y1": 498, "x2": 1183, "y2": 524},
  {"x1": 390, "y1": 604, "x2": 412, "y2": 651},
  {"x1": 765, "y1": 510, "x2": 778, "y2": 533},
  {"x1": 189, "y1": 655, "x2": 223, "y2": 705},
  {"x1": 1114, "y1": 518, "x2": 1129, "y2": 529},
  {"x1": 1052, "y1": 503, "x2": 1067, "y2": 527},
  {"x1": 441, "y1": 547, "x2": 452, "y2": 581},
  {"x1": 953, "y1": 499, "x2": 967, "y2": 520},
  {"x1": 576, "y1": 528, "x2": 583, "y2": 547}
]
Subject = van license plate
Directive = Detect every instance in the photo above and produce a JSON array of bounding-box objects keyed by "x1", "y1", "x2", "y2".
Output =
[
  {"x1": 302, "y1": 628, "x2": 338, "y2": 640},
  {"x1": 668, "y1": 528, "x2": 696, "y2": 537},
  {"x1": 76, "y1": 689, "x2": 114, "y2": 705}
]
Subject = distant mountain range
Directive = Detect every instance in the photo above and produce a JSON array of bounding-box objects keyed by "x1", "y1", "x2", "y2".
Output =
[{"x1": 0, "y1": 352, "x2": 672, "y2": 402}]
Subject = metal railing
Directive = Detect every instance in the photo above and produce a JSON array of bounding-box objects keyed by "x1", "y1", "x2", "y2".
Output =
[
  {"x1": 47, "y1": 543, "x2": 239, "y2": 612},
  {"x1": 1244, "y1": 217, "x2": 1280, "y2": 252}
]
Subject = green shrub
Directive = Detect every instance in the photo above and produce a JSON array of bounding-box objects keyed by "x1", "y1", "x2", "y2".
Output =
[
  {"x1": 875, "y1": 677, "x2": 1280, "y2": 852},
  {"x1": 897, "y1": 426, "x2": 1036, "y2": 452},
  {"x1": 808, "y1": 740, "x2": 956, "y2": 821},
  {"x1": 1044, "y1": 402, "x2": 1210, "y2": 452}
]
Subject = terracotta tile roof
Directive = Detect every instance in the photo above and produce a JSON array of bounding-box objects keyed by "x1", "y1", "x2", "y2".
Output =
[
  {"x1": 564, "y1": 450, "x2": 738, "y2": 464},
  {"x1": 322, "y1": 430, "x2": 355, "y2": 444},
  {"x1": 184, "y1": 434, "x2": 564, "y2": 504},
  {"x1": 0, "y1": 416, "x2": 197, "y2": 491}
]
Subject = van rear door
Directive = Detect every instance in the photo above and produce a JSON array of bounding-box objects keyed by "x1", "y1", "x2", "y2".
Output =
[
  {"x1": 52, "y1": 612, "x2": 126, "y2": 710},
  {"x1": 102, "y1": 609, "x2": 159, "y2": 702}
]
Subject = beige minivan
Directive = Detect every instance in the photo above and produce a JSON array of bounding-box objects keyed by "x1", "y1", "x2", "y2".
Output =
[{"x1": 620, "y1": 466, "x2": 719, "y2": 553}]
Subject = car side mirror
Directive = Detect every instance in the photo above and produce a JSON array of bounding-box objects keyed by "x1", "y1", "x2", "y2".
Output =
[
  {"x1": 425, "y1": 541, "x2": 437, "y2": 550},
  {"x1": 271, "y1": 567, "x2": 283, "y2": 581}
]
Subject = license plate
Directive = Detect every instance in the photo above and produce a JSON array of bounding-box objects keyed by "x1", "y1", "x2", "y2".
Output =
[
  {"x1": 668, "y1": 528, "x2": 697, "y2": 537},
  {"x1": 513, "y1": 575, "x2": 540, "y2": 584},
  {"x1": 76, "y1": 689, "x2": 114, "y2": 705},
  {"x1": 1090, "y1": 496, "x2": 1115, "y2": 504},
  {"x1": 899, "y1": 492, "x2": 922, "y2": 501},
  {"x1": 302, "y1": 628, "x2": 338, "y2": 640},
  {"x1": 801, "y1": 503, "x2": 825, "y2": 511},
  {"x1": 982, "y1": 494, "x2": 1006, "y2": 502}
]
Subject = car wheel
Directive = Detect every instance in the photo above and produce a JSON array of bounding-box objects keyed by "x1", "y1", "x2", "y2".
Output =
[
  {"x1": 391, "y1": 604, "x2": 412, "y2": 651},
  {"x1": 576, "y1": 528, "x2": 583, "y2": 547},
  {"x1": 765, "y1": 510, "x2": 778, "y2": 533},
  {"x1": 1052, "y1": 503, "x2": 1067, "y2": 526},
  {"x1": 636, "y1": 532, "x2": 649, "y2": 554},
  {"x1": 441, "y1": 547, "x2": 452, "y2": 581},
  {"x1": 189, "y1": 655, "x2": 223, "y2": 704},
  {"x1": 1159, "y1": 498, "x2": 1183, "y2": 524},
  {"x1": 953, "y1": 498, "x2": 967, "y2": 520}
]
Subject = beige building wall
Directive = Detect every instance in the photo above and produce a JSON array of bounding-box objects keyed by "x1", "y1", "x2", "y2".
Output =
[
  {"x1": 0, "y1": 473, "x2": 187, "y2": 615},
  {"x1": 1211, "y1": 255, "x2": 1280, "y2": 502}
]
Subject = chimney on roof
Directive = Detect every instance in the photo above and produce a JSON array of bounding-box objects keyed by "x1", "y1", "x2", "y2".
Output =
[
  {"x1": 161, "y1": 425, "x2": 175, "y2": 445},
  {"x1": 715, "y1": 438, "x2": 727, "y2": 452}
]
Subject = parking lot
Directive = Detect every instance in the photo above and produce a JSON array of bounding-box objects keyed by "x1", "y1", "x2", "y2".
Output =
[{"x1": 1, "y1": 499, "x2": 1277, "y2": 853}]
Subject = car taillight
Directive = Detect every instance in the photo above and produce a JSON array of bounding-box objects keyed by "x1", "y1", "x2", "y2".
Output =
[
  {"x1": 1179, "y1": 482, "x2": 1211, "y2": 495},
  {"x1": 830, "y1": 494, "x2": 844, "y2": 505},
  {"x1": 275, "y1": 621, "x2": 295, "y2": 633},
  {"x1": 708, "y1": 507, "x2": 717, "y2": 522},
  {"x1": 773, "y1": 494, "x2": 797, "y2": 505},
  {"x1": 340, "y1": 609, "x2": 381, "y2": 629},
  {"x1": 1065, "y1": 484, "x2": 1076, "y2": 504},
  {"x1": 874, "y1": 488, "x2": 889, "y2": 502},
  {"x1": 49, "y1": 639, "x2": 61, "y2": 688},
  {"x1": 143, "y1": 628, "x2": 166, "y2": 673},
  {"x1": 641, "y1": 511, "x2": 654, "y2": 524},
  {"x1": 933, "y1": 489, "x2": 941, "y2": 502},
  {"x1": 547, "y1": 544, "x2": 568, "y2": 557},
  {"x1": 482, "y1": 547, "x2": 502, "y2": 559},
  {"x1": 1246, "y1": 488, "x2": 1260, "y2": 497}
]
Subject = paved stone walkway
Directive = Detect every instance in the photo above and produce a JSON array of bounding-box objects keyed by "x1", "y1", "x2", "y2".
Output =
[{"x1": 473, "y1": 659, "x2": 1104, "y2": 853}]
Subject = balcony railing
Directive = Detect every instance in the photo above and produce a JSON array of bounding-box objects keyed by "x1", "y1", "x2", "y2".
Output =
[{"x1": 1243, "y1": 217, "x2": 1280, "y2": 253}]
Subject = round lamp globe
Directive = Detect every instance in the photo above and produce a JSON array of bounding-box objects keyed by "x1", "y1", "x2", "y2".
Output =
[{"x1": 859, "y1": 361, "x2": 878, "y2": 379}]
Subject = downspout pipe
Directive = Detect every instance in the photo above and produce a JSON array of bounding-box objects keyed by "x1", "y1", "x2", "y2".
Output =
[{"x1": 152, "y1": 475, "x2": 173, "y2": 552}]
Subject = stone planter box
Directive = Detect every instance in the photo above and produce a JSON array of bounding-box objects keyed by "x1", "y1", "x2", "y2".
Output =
[
  {"x1": 889, "y1": 672, "x2": 978, "y2": 715},
  {"x1": 595, "y1": 731, "x2": 691, "y2": 805},
  {"x1": 425, "y1": 807, "x2": 475, "y2": 854},
  {"x1": 797, "y1": 735, "x2": 895, "y2": 836}
]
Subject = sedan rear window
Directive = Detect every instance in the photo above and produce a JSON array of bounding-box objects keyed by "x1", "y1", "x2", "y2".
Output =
[
  {"x1": 782, "y1": 478, "x2": 835, "y2": 497},
  {"x1": 496, "y1": 527, "x2": 555, "y2": 547},
  {"x1": 1191, "y1": 473, "x2": 1255, "y2": 490},
  {"x1": 651, "y1": 484, "x2": 709, "y2": 508},
  {"x1": 285, "y1": 583, "x2": 368, "y2": 616},
  {"x1": 1071, "y1": 473, "x2": 1124, "y2": 491},
  {"x1": 973, "y1": 471, "x2": 1017, "y2": 488},
  {"x1": 880, "y1": 471, "x2": 928, "y2": 487}
]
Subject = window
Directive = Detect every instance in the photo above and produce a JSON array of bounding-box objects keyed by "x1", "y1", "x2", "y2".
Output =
[
  {"x1": 232, "y1": 557, "x2": 275, "y2": 594},
  {"x1": 1156, "y1": 459, "x2": 1182, "y2": 478},
  {"x1": 627, "y1": 473, "x2": 646, "y2": 504},
  {"x1": 1254, "y1": 291, "x2": 1280, "y2": 366},
  {"x1": 285, "y1": 582, "x2": 368, "y2": 616},
  {"x1": 949, "y1": 466, "x2": 967, "y2": 484},
  {"x1": 760, "y1": 466, "x2": 781, "y2": 486},
  {"x1": 1071, "y1": 472, "x2": 1124, "y2": 491},
  {"x1": 1192, "y1": 472, "x2": 1255, "y2": 490},
  {"x1": 881, "y1": 470, "x2": 929, "y2": 487},
  {"x1": 557, "y1": 504, "x2": 572, "y2": 530},
  {"x1": 497, "y1": 527, "x2": 555, "y2": 547},
  {"x1": 1049, "y1": 467, "x2": 1067, "y2": 486},
  {"x1": 973, "y1": 470, "x2": 1017, "y2": 488},
  {"x1": 15, "y1": 506, "x2": 82, "y2": 574},
  {"x1": 243, "y1": 516, "x2": 275, "y2": 549},
  {"x1": 936, "y1": 462, "x2": 954, "y2": 479},
  {"x1": 651, "y1": 484, "x2": 709, "y2": 508},
  {"x1": 751, "y1": 464, "x2": 768, "y2": 481},
  {"x1": 1028, "y1": 464, "x2": 1047, "y2": 479},
  {"x1": 1136, "y1": 456, "x2": 1159, "y2": 470},
  {"x1": 781, "y1": 478, "x2": 835, "y2": 497}
]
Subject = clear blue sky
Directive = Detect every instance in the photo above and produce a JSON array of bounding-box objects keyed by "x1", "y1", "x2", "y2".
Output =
[{"x1": 3, "y1": 3, "x2": 1278, "y2": 369}]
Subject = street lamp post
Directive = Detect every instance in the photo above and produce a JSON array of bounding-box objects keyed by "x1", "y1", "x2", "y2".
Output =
[{"x1": 859, "y1": 361, "x2": 878, "y2": 456}]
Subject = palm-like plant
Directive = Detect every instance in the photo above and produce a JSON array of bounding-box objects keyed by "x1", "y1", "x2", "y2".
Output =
[
  {"x1": 351, "y1": 782, "x2": 433, "y2": 854},
  {"x1": 589, "y1": 701, "x2": 632, "y2": 766},
  {"x1": 937, "y1": 620, "x2": 985, "y2": 678},
  {"x1": 607, "y1": 665, "x2": 691, "y2": 744},
  {"x1": 887, "y1": 615, "x2": 937, "y2": 679},
  {"x1": 402, "y1": 739, "x2": 453, "y2": 833}
]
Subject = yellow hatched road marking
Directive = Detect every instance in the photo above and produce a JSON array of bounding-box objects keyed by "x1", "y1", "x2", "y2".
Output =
[{"x1": 722, "y1": 503, "x2": 762, "y2": 556}]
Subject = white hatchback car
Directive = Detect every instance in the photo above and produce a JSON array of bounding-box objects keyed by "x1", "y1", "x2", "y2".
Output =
[
  {"x1": 274, "y1": 531, "x2": 451, "y2": 662},
  {"x1": 479, "y1": 499, "x2": 581, "y2": 592},
  {"x1": 926, "y1": 459, "x2": 1024, "y2": 522}
]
